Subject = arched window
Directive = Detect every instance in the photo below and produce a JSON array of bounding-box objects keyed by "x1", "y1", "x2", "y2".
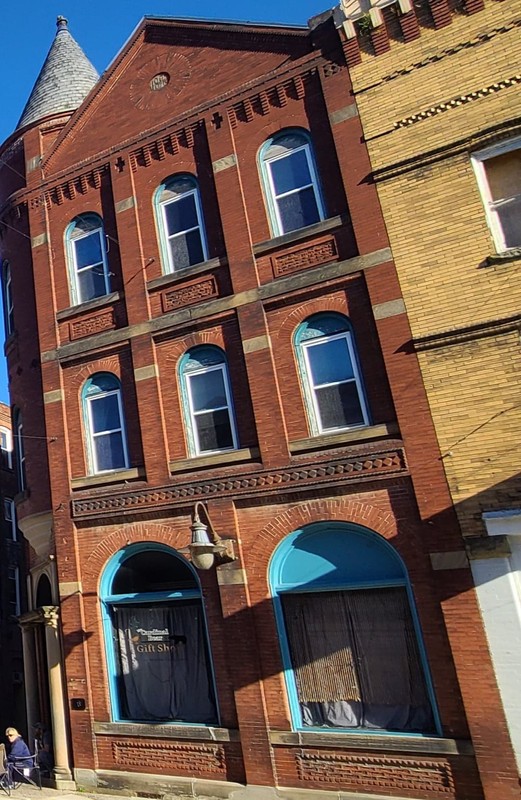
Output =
[
  {"x1": 180, "y1": 346, "x2": 238, "y2": 456},
  {"x1": 260, "y1": 130, "x2": 325, "y2": 236},
  {"x1": 1, "y1": 260, "x2": 14, "y2": 337},
  {"x1": 270, "y1": 523, "x2": 439, "y2": 735},
  {"x1": 13, "y1": 409, "x2": 25, "y2": 490},
  {"x1": 155, "y1": 175, "x2": 208, "y2": 273},
  {"x1": 100, "y1": 543, "x2": 218, "y2": 724},
  {"x1": 295, "y1": 313, "x2": 369, "y2": 435},
  {"x1": 36, "y1": 574, "x2": 53, "y2": 607},
  {"x1": 66, "y1": 213, "x2": 110, "y2": 305},
  {"x1": 82, "y1": 373, "x2": 129, "y2": 474}
]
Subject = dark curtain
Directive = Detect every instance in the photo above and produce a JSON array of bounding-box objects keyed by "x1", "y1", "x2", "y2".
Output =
[
  {"x1": 113, "y1": 602, "x2": 217, "y2": 724},
  {"x1": 281, "y1": 588, "x2": 434, "y2": 732}
]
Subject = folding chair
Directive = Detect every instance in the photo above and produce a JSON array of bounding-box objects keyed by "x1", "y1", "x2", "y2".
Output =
[
  {"x1": 0, "y1": 745, "x2": 10, "y2": 796},
  {"x1": 7, "y1": 747, "x2": 41, "y2": 791}
]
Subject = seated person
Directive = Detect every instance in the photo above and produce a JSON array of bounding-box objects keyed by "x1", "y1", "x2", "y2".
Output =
[
  {"x1": 5, "y1": 727, "x2": 31, "y2": 780},
  {"x1": 32, "y1": 722, "x2": 53, "y2": 775}
]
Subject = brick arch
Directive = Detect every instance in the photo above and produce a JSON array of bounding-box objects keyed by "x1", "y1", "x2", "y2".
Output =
[
  {"x1": 251, "y1": 117, "x2": 308, "y2": 156},
  {"x1": 72, "y1": 357, "x2": 123, "y2": 392},
  {"x1": 248, "y1": 497, "x2": 397, "y2": 568},
  {"x1": 83, "y1": 519, "x2": 191, "y2": 582},
  {"x1": 164, "y1": 327, "x2": 227, "y2": 368},
  {"x1": 275, "y1": 296, "x2": 348, "y2": 343},
  {"x1": 156, "y1": 164, "x2": 199, "y2": 187}
]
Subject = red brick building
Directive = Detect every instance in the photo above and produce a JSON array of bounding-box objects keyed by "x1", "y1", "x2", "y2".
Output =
[{"x1": 0, "y1": 13, "x2": 516, "y2": 800}]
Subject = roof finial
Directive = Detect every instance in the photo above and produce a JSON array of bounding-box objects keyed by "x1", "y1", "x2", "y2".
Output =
[{"x1": 56, "y1": 16, "x2": 68, "y2": 31}]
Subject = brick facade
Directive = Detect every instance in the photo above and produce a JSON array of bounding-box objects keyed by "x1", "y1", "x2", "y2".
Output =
[
  {"x1": 325, "y1": 0, "x2": 521, "y2": 790},
  {"x1": 0, "y1": 13, "x2": 516, "y2": 800}
]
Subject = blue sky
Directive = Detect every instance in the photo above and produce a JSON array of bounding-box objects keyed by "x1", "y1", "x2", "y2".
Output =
[{"x1": 0, "y1": 0, "x2": 329, "y2": 403}]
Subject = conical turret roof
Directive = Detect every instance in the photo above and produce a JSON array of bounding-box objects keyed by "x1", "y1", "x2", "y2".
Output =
[{"x1": 17, "y1": 16, "x2": 99, "y2": 130}]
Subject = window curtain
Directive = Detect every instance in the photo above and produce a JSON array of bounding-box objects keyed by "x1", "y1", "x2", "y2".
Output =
[
  {"x1": 113, "y1": 602, "x2": 217, "y2": 724},
  {"x1": 281, "y1": 588, "x2": 434, "y2": 732}
]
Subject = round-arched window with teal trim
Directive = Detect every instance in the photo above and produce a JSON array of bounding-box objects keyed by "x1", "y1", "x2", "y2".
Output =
[
  {"x1": 269, "y1": 522, "x2": 440, "y2": 735},
  {"x1": 82, "y1": 373, "x2": 129, "y2": 474},
  {"x1": 101, "y1": 543, "x2": 218, "y2": 725},
  {"x1": 294, "y1": 313, "x2": 370, "y2": 436},
  {"x1": 179, "y1": 345, "x2": 238, "y2": 456},
  {"x1": 259, "y1": 129, "x2": 325, "y2": 236},
  {"x1": 155, "y1": 174, "x2": 208, "y2": 273},
  {"x1": 66, "y1": 213, "x2": 110, "y2": 305}
]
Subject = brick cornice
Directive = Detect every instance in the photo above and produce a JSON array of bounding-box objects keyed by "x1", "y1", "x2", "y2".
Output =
[{"x1": 71, "y1": 446, "x2": 407, "y2": 521}]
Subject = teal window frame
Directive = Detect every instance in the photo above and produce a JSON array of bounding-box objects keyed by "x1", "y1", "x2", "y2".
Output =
[
  {"x1": 100, "y1": 542, "x2": 219, "y2": 725},
  {"x1": 294, "y1": 312, "x2": 370, "y2": 436},
  {"x1": 154, "y1": 174, "x2": 208, "y2": 274},
  {"x1": 269, "y1": 522, "x2": 441, "y2": 736},
  {"x1": 65, "y1": 213, "x2": 110, "y2": 305},
  {"x1": 82, "y1": 373, "x2": 129, "y2": 474},
  {"x1": 179, "y1": 345, "x2": 239, "y2": 456},
  {"x1": 259, "y1": 129, "x2": 325, "y2": 237}
]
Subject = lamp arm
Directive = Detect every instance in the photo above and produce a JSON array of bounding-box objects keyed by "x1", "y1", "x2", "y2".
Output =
[{"x1": 193, "y1": 501, "x2": 223, "y2": 545}]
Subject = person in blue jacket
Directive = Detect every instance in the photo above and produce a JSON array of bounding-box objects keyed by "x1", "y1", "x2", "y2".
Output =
[{"x1": 5, "y1": 727, "x2": 31, "y2": 776}]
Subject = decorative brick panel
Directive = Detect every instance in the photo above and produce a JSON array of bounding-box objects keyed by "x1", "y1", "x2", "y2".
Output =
[
  {"x1": 112, "y1": 740, "x2": 225, "y2": 774},
  {"x1": 270, "y1": 236, "x2": 338, "y2": 278},
  {"x1": 296, "y1": 752, "x2": 455, "y2": 796},
  {"x1": 161, "y1": 276, "x2": 218, "y2": 312},
  {"x1": 69, "y1": 309, "x2": 115, "y2": 340}
]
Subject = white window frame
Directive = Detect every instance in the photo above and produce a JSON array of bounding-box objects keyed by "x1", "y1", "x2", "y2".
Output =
[
  {"x1": 2, "y1": 261, "x2": 14, "y2": 336},
  {"x1": 8, "y1": 566, "x2": 21, "y2": 616},
  {"x1": 159, "y1": 184, "x2": 208, "y2": 273},
  {"x1": 0, "y1": 426, "x2": 12, "y2": 468},
  {"x1": 301, "y1": 330, "x2": 369, "y2": 435},
  {"x1": 471, "y1": 136, "x2": 521, "y2": 254},
  {"x1": 4, "y1": 498, "x2": 16, "y2": 541},
  {"x1": 86, "y1": 388, "x2": 129, "y2": 474},
  {"x1": 185, "y1": 363, "x2": 238, "y2": 456},
  {"x1": 68, "y1": 218, "x2": 110, "y2": 305},
  {"x1": 15, "y1": 418, "x2": 25, "y2": 491},
  {"x1": 263, "y1": 138, "x2": 325, "y2": 237}
]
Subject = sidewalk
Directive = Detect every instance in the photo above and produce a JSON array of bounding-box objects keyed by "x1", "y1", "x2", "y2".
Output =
[{"x1": 7, "y1": 786, "x2": 224, "y2": 800}]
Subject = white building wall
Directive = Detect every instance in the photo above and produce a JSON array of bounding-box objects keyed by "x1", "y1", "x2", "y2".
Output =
[{"x1": 471, "y1": 512, "x2": 521, "y2": 773}]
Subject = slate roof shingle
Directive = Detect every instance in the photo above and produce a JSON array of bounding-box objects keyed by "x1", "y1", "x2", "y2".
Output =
[{"x1": 17, "y1": 16, "x2": 99, "y2": 130}]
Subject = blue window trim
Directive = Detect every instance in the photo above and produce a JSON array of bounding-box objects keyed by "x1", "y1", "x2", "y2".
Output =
[
  {"x1": 154, "y1": 174, "x2": 208, "y2": 274},
  {"x1": 178, "y1": 345, "x2": 239, "y2": 456},
  {"x1": 293, "y1": 312, "x2": 370, "y2": 436},
  {"x1": 65, "y1": 213, "x2": 110, "y2": 306},
  {"x1": 100, "y1": 542, "x2": 220, "y2": 725},
  {"x1": 81, "y1": 372, "x2": 129, "y2": 475},
  {"x1": 268, "y1": 522, "x2": 442, "y2": 737},
  {"x1": 258, "y1": 128, "x2": 326, "y2": 238}
]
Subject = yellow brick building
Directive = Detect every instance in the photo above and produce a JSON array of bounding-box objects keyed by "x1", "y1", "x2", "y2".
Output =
[{"x1": 315, "y1": 0, "x2": 521, "y2": 778}]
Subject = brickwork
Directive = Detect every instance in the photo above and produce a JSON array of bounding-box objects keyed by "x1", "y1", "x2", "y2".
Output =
[
  {"x1": 345, "y1": 0, "x2": 521, "y2": 542},
  {"x1": 0, "y1": 11, "x2": 515, "y2": 800},
  {"x1": 336, "y1": 0, "x2": 521, "y2": 793}
]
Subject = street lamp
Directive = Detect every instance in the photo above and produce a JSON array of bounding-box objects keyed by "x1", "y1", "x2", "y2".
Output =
[{"x1": 188, "y1": 501, "x2": 237, "y2": 570}]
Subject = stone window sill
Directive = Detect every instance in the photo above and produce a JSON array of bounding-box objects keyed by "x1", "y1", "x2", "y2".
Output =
[
  {"x1": 289, "y1": 423, "x2": 399, "y2": 454},
  {"x1": 71, "y1": 466, "x2": 145, "y2": 490},
  {"x1": 253, "y1": 216, "x2": 344, "y2": 257},
  {"x1": 485, "y1": 248, "x2": 521, "y2": 266},
  {"x1": 269, "y1": 730, "x2": 473, "y2": 756},
  {"x1": 56, "y1": 292, "x2": 121, "y2": 321},
  {"x1": 169, "y1": 447, "x2": 260, "y2": 473},
  {"x1": 93, "y1": 721, "x2": 239, "y2": 742},
  {"x1": 146, "y1": 257, "x2": 227, "y2": 292}
]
